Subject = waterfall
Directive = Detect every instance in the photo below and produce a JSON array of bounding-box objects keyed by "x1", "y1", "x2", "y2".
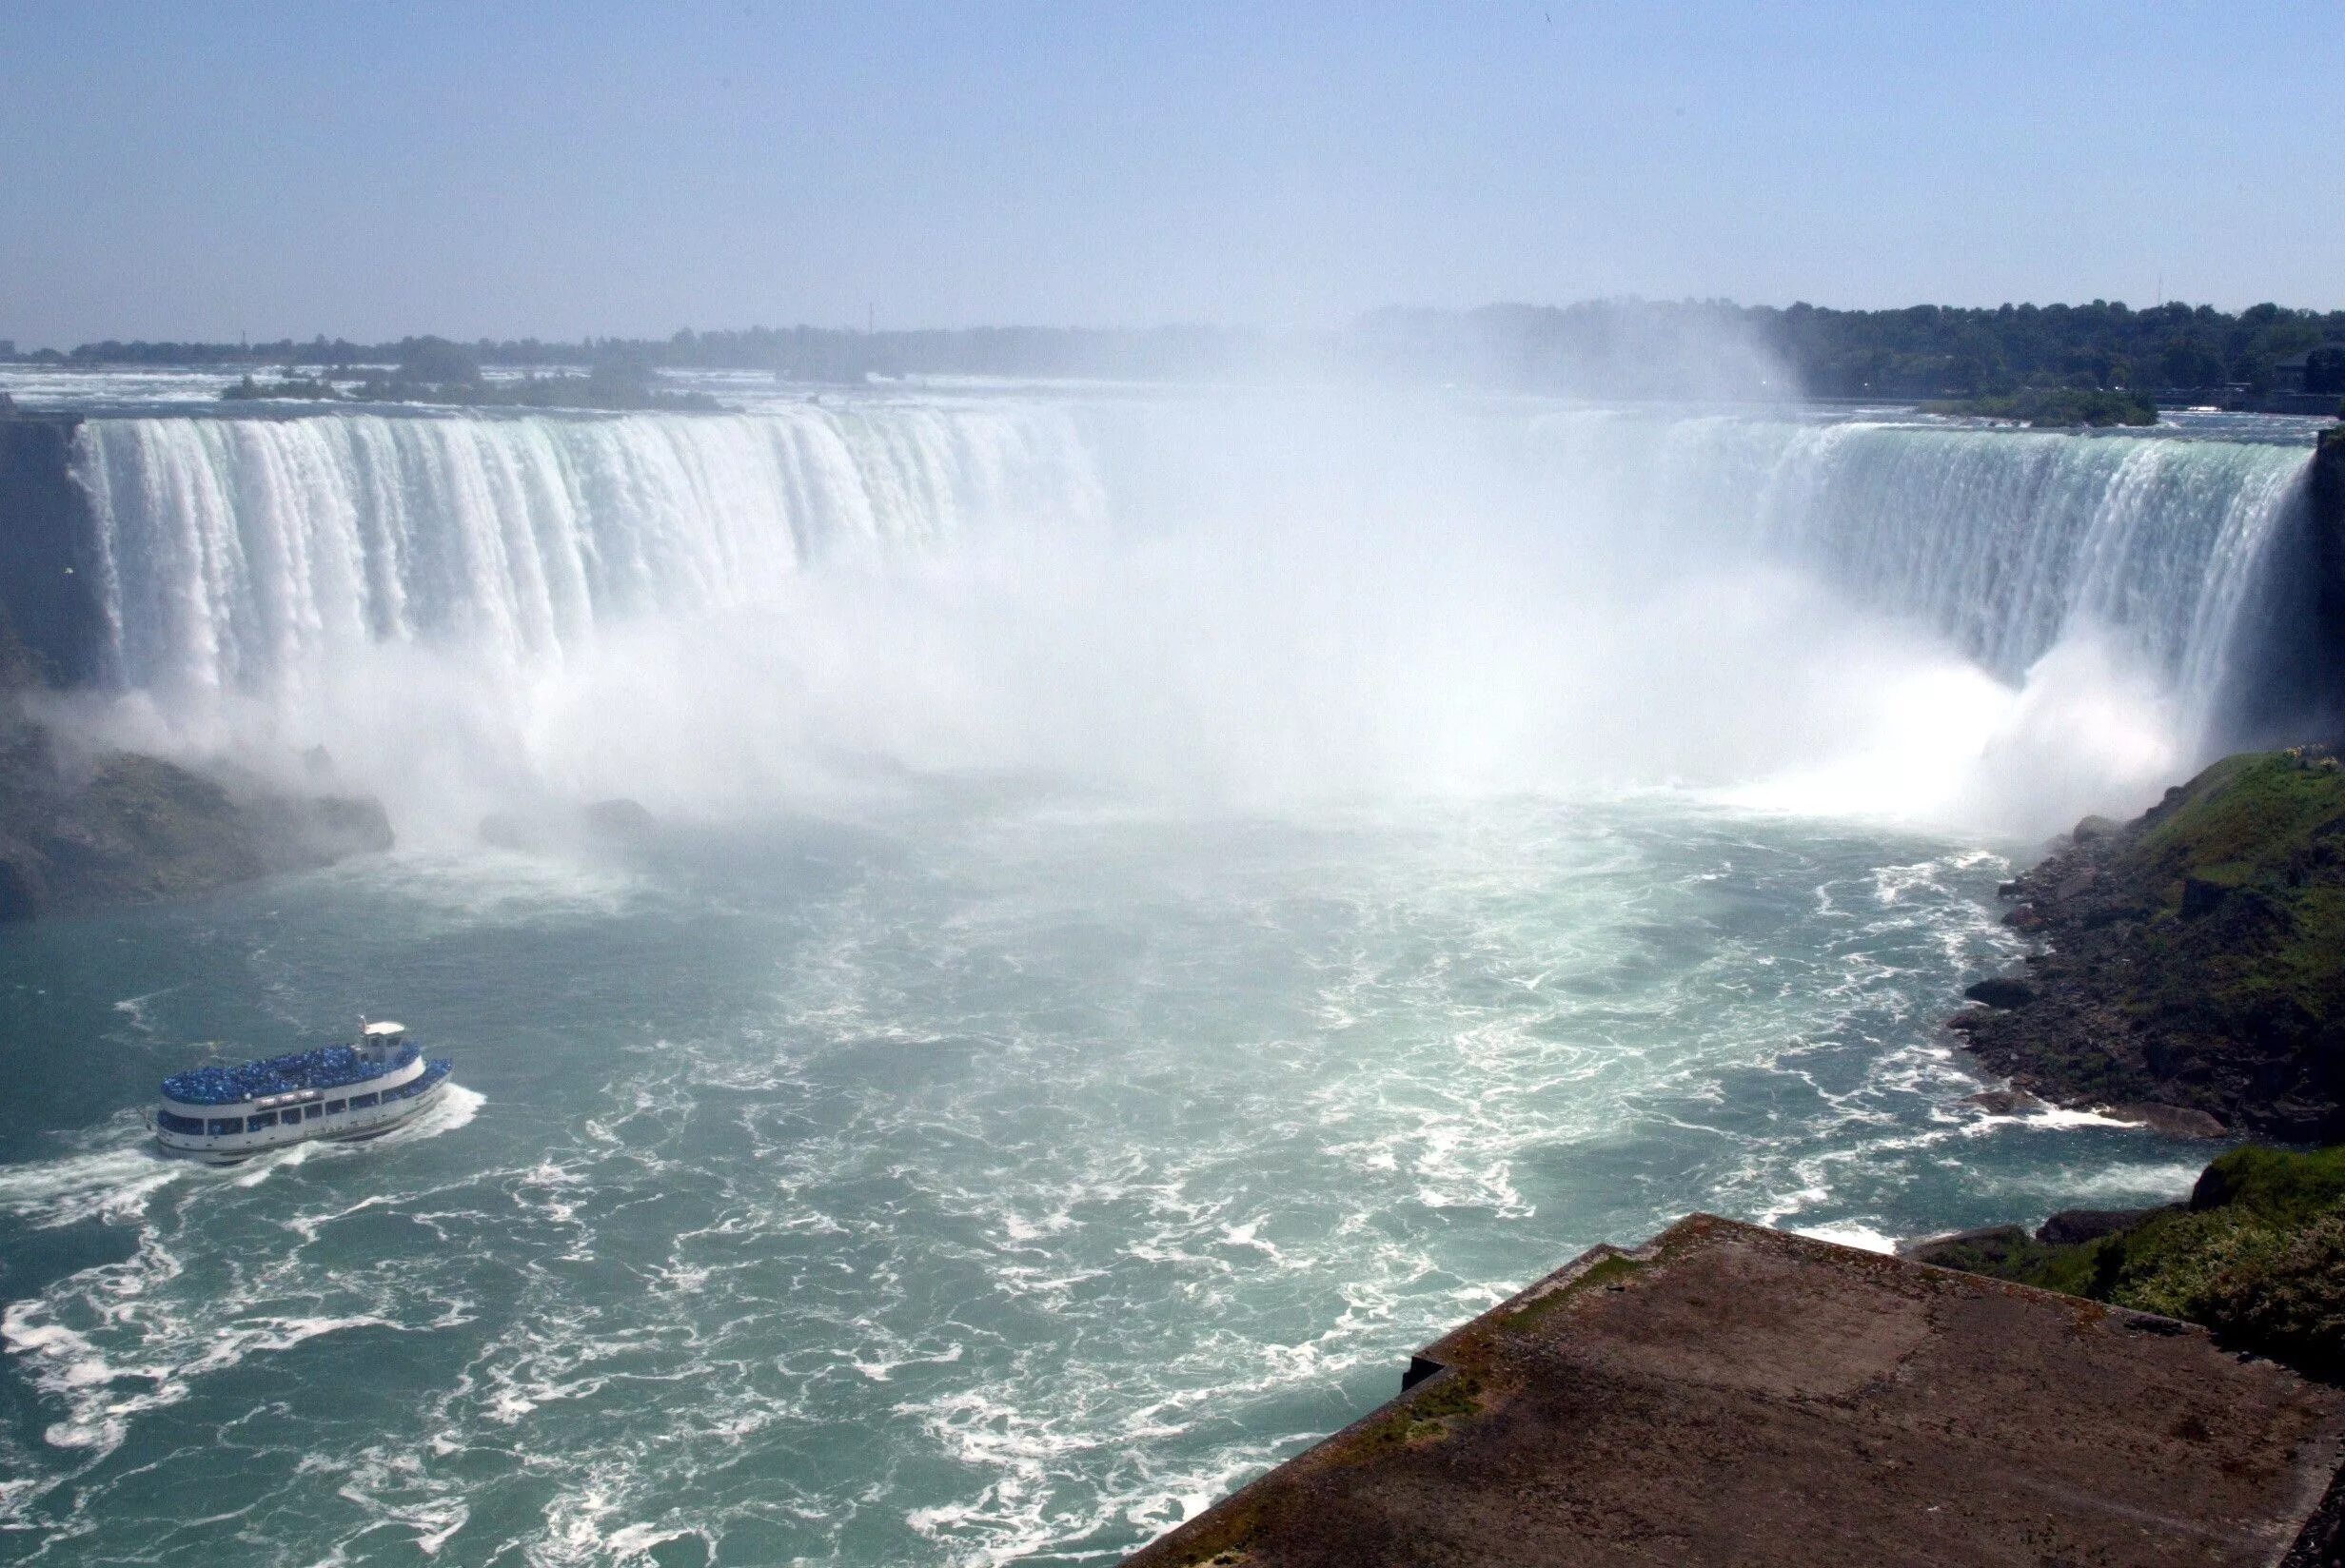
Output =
[
  {"x1": 57, "y1": 399, "x2": 2325, "y2": 822},
  {"x1": 71, "y1": 404, "x2": 1107, "y2": 699},
  {"x1": 1506, "y1": 412, "x2": 2313, "y2": 705},
  {"x1": 1753, "y1": 422, "x2": 2308, "y2": 701}
]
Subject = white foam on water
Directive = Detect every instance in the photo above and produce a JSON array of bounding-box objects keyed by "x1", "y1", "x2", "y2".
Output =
[
  {"x1": 8, "y1": 383, "x2": 2327, "y2": 1565},
  {"x1": 1789, "y1": 1222, "x2": 1902, "y2": 1254},
  {"x1": 0, "y1": 1135, "x2": 190, "y2": 1230}
]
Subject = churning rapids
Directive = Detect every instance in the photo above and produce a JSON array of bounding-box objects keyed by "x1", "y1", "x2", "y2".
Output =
[{"x1": 0, "y1": 382, "x2": 2328, "y2": 1565}]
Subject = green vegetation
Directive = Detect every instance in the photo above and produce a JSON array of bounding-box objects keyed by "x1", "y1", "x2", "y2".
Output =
[
  {"x1": 1926, "y1": 1145, "x2": 2345, "y2": 1378},
  {"x1": 1962, "y1": 747, "x2": 2345, "y2": 1136},
  {"x1": 345, "y1": 367, "x2": 722, "y2": 412},
  {"x1": 1923, "y1": 388, "x2": 2158, "y2": 427},
  {"x1": 22, "y1": 299, "x2": 2345, "y2": 403},
  {"x1": 219, "y1": 373, "x2": 344, "y2": 402},
  {"x1": 214, "y1": 349, "x2": 722, "y2": 413},
  {"x1": 1759, "y1": 300, "x2": 2344, "y2": 400},
  {"x1": 2126, "y1": 750, "x2": 2345, "y2": 1051},
  {"x1": 1496, "y1": 1251, "x2": 1647, "y2": 1332},
  {"x1": 393, "y1": 335, "x2": 481, "y2": 384}
]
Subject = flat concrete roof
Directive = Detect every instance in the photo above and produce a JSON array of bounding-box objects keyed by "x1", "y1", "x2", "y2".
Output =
[{"x1": 1122, "y1": 1215, "x2": 2345, "y2": 1568}]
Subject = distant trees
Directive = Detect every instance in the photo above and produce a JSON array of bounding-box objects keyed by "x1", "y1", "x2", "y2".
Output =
[
  {"x1": 1922, "y1": 388, "x2": 2158, "y2": 428},
  {"x1": 393, "y1": 337, "x2": 481, "y2": 384},
  {"x1": 1764, "y1": 300, "x2": 2344, "y2": 400},
  {"x1": 26, "y1": 299, "x2": 2345, "y2": 404}
]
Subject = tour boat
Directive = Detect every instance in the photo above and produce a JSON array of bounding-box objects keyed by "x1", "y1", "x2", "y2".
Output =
[{"x1": 152, "y1": 1021, "x2": 454, "y2": 1163}]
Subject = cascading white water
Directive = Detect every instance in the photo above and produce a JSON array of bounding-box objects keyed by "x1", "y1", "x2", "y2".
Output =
[
  {"x1": 1503, "y1": 411, "x2": 2312, "y2": 696},
  {"x1": 10, "y1": 398, "x2": 2333, "y2": 1565},
  {"x1": 1755, "y1": 423, "x2": 2305, "y2": 697},
  {"x1": 72, "y1": 404, "x2": 1106, "y2": 699},
  {"x1": 61, "y1": 397, "x2": 2319, "y2": 831}
]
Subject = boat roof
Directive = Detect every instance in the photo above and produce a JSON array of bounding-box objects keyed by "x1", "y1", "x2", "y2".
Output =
[
  {"x1": 160, "y1": 1041, "x2": 416, "y2": 1107},
  {"x1": 363, "y1": 1020, "x2": 406, "y2": 1036}
]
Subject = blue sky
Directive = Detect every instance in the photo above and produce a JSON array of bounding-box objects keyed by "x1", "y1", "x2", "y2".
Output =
[{"x1": 3, "y1": 2, "x2": 2339, "y2": 344}]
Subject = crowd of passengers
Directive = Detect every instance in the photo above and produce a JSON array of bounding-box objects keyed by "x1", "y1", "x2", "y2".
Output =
[
  {"x1": 154, "y1": 1061, "x2": 448, "y2": 1136},
  {"x1": 160, "y1": 1043, "x2": 418, "y2": 1107}
]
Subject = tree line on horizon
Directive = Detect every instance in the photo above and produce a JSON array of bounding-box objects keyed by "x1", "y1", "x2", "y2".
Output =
[{"x1": 11, "y1": 298, "x2": 2344, "y2": 402}]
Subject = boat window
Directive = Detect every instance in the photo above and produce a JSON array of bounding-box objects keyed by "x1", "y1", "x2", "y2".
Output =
[
  {"x1": 305, "y1": 1103, "x2": 324, "y2": 1119},
  {"x1": 207, "y1": 1117, "x2": 243, "y2": 1136},
  {"x1": 157, "y1": 1110, "x2": 205, "y2": 1135},
  {"x1": 325, "y1": 1100, "x2": 346, "y2": 1113},
  {"x1": 248, "y1": 1111, "x2": 278, "y2": 1129},
  {"x1": 350, "y1": 1092, "x2": 379, "y2": 1108}
]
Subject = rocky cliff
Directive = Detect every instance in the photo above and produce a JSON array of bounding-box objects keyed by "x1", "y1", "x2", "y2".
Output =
[
  {"x1": 1952, "y1": 748, "x2": 2345, "y2": 1139},
  {"x1": 2314, "y1": 427, "x2": 2345, "y2": 741},
  {"x1": 0, "y1": 412, "x2": 104, "y2": 686},
  {"x1": 0, "y1": 619, "x2": 392, "y2": 922}
]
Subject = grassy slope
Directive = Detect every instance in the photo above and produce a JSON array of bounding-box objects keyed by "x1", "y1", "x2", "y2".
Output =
[
  {"x1": 1958, "y1": 748, "x2": 2345, "y2": 1129},
  {"x1": 1927, "y1": 1145, "x2": 2345, "y2": 1378},
  {"x1": 2129, "y1": 751, "x2": 2345, "y2": 1056}
]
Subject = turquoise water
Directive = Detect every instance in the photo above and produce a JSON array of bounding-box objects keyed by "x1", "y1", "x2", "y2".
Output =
[{"x1": 0, "y1": 791, "x2": 2208, "y2": 1566}]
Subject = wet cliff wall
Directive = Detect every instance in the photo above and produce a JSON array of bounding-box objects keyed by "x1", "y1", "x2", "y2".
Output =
[
  {"x1": 2305, "y1": 428, "x2": 2345, "y2": 744},
  {"x1": 0, "y1": 415, "x2": 103, "y2": 686}
]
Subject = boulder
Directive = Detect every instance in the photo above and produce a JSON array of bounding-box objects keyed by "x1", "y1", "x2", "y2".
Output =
[
  {"x1": 481, "y1": 797, "x2": 659, "y2": 856},
  {"x1": 2035, "y1": 1205, "x2": 2178, "y2": 1247},
  {"x1": 581, "y1": 797, "x2": 658, "y2": 844},
  {"x1": 1963, "y1": 976, "x2": 2037, "y2": 1009},
  {"x1": 2103, "y1": 1102, "x2": 2228, "y2": 1139},
  {"x1": 1901, "y1": 1224, "x2": 2032, "y2": 1269},
  {"x1": 0, "y1": 675, "x2": 392, "y2": 921},
  {"x1": 1961, "y1": 1088, "x2": 2047, "y2": 1116}
]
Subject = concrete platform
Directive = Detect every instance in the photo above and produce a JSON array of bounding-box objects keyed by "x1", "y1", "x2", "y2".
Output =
[{"x1": 1122, "y1": 1215, "x2": 2345, "y2": 1567}]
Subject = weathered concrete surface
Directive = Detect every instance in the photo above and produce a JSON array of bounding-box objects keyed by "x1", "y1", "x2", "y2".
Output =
[{"x1": 1121, "y1": 1216, "x2": 2345, "y2": 1568}]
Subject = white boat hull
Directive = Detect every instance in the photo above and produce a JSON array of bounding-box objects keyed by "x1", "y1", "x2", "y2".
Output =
[{"x1": 155, "y1": 1075, "x2": 449, "y2": 1164}]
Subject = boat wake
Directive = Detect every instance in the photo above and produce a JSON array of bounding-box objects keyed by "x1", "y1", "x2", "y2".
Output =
[
  {"x1": 0, "y1": 1122, "x2": 188, "y2": 1229},
  {"x1": 0, "y1": 1085, "x2": 483, "y2": 1223}
]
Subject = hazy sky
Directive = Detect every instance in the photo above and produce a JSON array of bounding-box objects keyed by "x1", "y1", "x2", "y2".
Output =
[{"x1": 4, "y1": 2, "x2": 2339, "y2": 345}]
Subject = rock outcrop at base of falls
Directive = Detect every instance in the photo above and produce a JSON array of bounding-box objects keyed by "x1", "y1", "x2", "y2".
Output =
[
  {"x1": 0, "y1": 619, "x2": 392, "y2": 923},
  {"x1": 1951, "y1": 746, "x2": 2345, "y2": 1140}
]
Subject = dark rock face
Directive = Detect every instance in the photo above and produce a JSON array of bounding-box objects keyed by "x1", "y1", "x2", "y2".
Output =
[
  {"x1": 1962, "y1": 976, "x2": 2036, "y2": 1009},
  {"x1": 2313, "y1": 427, "x2": 2345, "y2": 743},
  {"x1": 2102, "y1": 1103, "x2": 2231, "y2": 1139},
  {"x1": 0, "y1": 617, "x2": 391, "y2": 922},
  {"x1": 1961, "y1": 1087, "x2": 2046, "y2": 1115},
  {"x1": 0, "y1": 743, "x2": 392, "y2": 922},
  {"x1": 0, "y1": 414, "x2": 104, "y2": 686},
  {"x1": 1899, "y1": 1224, "x2": 2033, "y2": 1269},
  {"x1": 580, "y1": 797, "x2": 658, "y2": 844},
  {"x1": 1954, "y1": 748, "x2": 2345, "y2": 1141},
  {"x1": 480, "y1": 797, "x2": 660, "y2": 857}
]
